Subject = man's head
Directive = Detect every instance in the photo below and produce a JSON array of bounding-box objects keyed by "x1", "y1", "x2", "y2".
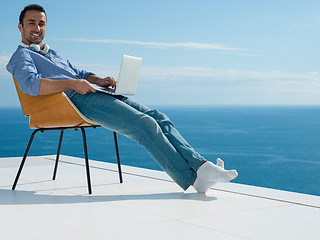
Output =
[{"x1": 18, "y1": 4, "x2": 47, "y2": 46}]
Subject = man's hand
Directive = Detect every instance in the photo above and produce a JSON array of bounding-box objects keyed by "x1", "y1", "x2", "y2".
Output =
[
  {"x1": 97, "y1": 76, "x2": 117, "y2": 88},
  {"x1": 71, "y1": 79, "x2": 96, "y2": 94},
  {"x1": 87, "y1": 75, "x2": 117, "y2": 89}
]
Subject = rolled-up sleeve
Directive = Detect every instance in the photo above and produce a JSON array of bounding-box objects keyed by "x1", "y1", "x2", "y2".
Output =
[{"x1": 6, "y1": 50, "x2": 41, "y2": 96}]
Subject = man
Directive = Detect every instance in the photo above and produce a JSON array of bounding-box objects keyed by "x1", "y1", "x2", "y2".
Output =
[{"x1": 7, "y1": 4, "x2": 238, "y2": 194}]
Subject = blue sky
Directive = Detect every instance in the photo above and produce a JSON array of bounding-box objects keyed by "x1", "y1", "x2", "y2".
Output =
[{"x1": 1, "y1": 0, "x2": 320, "y2": 106}]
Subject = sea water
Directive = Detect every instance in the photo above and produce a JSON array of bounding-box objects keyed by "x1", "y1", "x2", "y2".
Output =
[{"x1": 0, "y1": 106, "x2": 319, "y2": 196}]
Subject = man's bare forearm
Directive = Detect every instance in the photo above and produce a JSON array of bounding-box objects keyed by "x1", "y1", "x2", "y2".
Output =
[
  {"x1": 38, "y1": 78, "x2": 96, "y2": 95},
  {"x1": 87, "y1": 74, "x2": 100, "y2": 84},
  {"x1": 38, "y1": 78, "x2": 74, "y2": 95}
]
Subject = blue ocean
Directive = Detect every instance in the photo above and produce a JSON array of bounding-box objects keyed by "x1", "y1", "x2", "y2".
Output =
[{"x1": 1, "y1": 106, "x2": 319, "y2": 196}]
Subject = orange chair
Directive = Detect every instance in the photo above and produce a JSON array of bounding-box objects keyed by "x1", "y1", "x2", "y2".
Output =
[{"x1": 12, "y1": 76, "x2": 123, "y2": 194}]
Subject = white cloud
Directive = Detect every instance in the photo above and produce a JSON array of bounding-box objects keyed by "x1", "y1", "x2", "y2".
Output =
[
  {"x1": 55, "y1": 38, "x2": 246, "y2": 52},
  {"x1": 307, "y1": 71, "x2": 320, "y2": 76}
]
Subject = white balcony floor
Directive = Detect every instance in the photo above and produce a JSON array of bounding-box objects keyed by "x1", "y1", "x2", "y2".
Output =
[{"x1": 0, "y1": 155, "x2": 319, "y2": 240}]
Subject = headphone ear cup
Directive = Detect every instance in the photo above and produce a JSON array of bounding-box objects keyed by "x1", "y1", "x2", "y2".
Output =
[
  {"x1": 30, "y1": 43, "x2": 41, "y2": 52},
  {"x1": 41, "y1": 44, "x2": 50, "y2": 54}
]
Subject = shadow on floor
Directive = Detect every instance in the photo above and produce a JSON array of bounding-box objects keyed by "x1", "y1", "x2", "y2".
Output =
[{"x1": 0, "y1": 187, "x2": 217, "y2": 205}]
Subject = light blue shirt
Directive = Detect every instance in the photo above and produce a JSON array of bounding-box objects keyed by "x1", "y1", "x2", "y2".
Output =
[{"x1": 6, "y1": 46, "x2": 94, "y2": 98}]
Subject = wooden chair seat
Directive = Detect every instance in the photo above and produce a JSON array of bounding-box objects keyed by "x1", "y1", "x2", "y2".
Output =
[{"x1": 13, "y1": 77, "x2": 98, "y2": 128}]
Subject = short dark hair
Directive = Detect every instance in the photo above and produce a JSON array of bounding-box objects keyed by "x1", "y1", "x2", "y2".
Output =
[{"x1": 19, "y1": 4, "x2": 46, "y2": 25}]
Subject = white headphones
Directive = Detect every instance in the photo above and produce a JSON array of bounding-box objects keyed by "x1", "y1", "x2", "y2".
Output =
[{"x1": 20, "y1": 42, "x2": 50, "y2": 55}]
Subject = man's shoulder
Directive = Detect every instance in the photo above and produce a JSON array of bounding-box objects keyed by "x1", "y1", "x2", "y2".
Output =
[
  {"x1": 10, "y1": 46, "x2": 32, "y2": 59},
  {"x1": 14, "y1": 45, "x2": 30, "y2": 53}
]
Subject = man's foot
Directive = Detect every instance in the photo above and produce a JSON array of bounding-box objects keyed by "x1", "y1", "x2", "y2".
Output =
[{"x1": 193, "y1": 158, "x2": 238, "y2": 194}]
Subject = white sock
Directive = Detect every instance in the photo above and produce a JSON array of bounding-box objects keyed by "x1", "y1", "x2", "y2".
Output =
[{"x1": 193, "y1": 158, "x2": 238, "y2": 194}]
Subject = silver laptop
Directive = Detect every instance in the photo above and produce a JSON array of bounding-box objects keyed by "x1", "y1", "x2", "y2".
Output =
[{"x1": 91, "y1": 55, "x2": 142, "y2": 95}]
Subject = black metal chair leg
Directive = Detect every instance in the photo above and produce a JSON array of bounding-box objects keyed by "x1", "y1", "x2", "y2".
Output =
[
  {"x1": 12, "y1": 129, "x2": 41, "y2": 190},
  {"x1": 13, "y1": 125, "x2": 121, "y2": 195},
  {"x1": 52, "y1": 130, "x2": 64, "y2": 180},
  {"x1": 113, "y1": 132, "x2": 123, "y2": 183},
  {"x1": 80, "y1": 127, "x2": 92, "y2": 195}
]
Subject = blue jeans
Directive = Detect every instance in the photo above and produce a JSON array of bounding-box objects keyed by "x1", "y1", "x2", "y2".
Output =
[{"x1": 71, "y1": 92, "x2": 206, "y2": 190}]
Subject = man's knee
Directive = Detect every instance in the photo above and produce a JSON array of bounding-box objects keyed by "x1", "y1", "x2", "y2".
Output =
[
  {"x1": 139, "y1": 114, "x2": 160, "y2": 131},
  {"x1": 146, "y1": 109, "x2": 174, "y2": 128},
  {"x1": 147, "y1": 109, "x2": 170, "y2": 121},
  {"x1": 132, "y1": 115, "x2": 162, "y2": 146}
]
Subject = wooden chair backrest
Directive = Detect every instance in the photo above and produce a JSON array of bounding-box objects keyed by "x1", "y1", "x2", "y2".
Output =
[{"x1": 13, "y1": 76, "x2": 98, "y2": 129}]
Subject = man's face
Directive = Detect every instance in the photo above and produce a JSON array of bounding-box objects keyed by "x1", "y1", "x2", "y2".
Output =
[{"x1": 18, "y1": 10, "x2": 47, "y2": 45}]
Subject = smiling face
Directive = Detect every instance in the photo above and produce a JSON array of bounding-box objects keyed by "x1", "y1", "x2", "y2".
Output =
[{"x1": 18, "y1": 10, "x2": 47, "y2": 46}]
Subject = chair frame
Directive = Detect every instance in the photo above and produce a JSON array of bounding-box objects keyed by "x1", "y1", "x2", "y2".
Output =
[{"x1": 12, "y1": 126, "x2": 123, "y2": 195}]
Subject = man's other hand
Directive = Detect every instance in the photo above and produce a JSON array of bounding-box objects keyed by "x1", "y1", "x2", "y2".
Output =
[
  {"x1": 97, "y1": 76, "x2": 117, "y2": 89},
  {"x1": 87, "y1": 75, "x2": 117, "y2": 89}
]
